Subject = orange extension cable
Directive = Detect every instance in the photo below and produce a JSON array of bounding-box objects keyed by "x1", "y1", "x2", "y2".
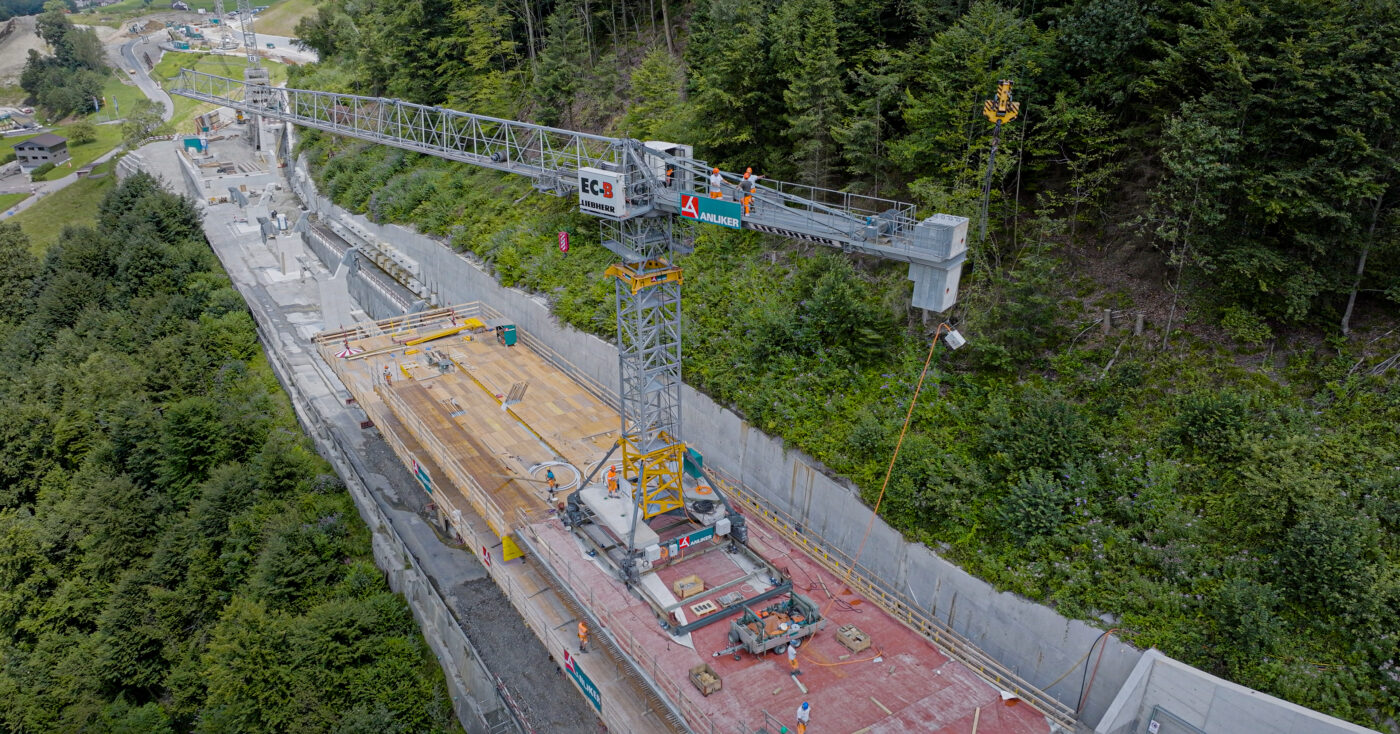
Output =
[{"x1": 849, "y1": 322, "x2": 953, "y2": 577}]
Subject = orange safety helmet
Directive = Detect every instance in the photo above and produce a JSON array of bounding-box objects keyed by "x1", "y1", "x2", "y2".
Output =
[
  {"x1": 745, "y1": 167, "x2": 753, "y2": 174},
  {"x1": 712, "y1": 167, "x2": 719, "y2": 173}
]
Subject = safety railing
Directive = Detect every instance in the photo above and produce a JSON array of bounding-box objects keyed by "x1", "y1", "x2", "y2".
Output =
[
  {"x1": 173, "y1": 70, "x2": 625, "y2": 188},
  {"x1": 516, "y1": 517, "x2": 723, "y2": 734},
  {"x1": 379, "y1": 385, "x2": 511, "y2": 538},
  {"x1": 710, "y1": 470, "x2": 1080, "y2": 729}
]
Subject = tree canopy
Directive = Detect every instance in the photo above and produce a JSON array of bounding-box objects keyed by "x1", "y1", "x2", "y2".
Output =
[{"x1": 0, "y1": 175, "x2": 457, "y2": 733}]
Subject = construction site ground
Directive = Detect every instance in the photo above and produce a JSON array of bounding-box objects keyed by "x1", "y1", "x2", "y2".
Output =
[{"x1": 316, "y1": 306, "x2": 1056, "y2": 734}]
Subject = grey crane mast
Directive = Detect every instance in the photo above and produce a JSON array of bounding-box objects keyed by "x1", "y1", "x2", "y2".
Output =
[
  {"x1": 236, "y1": 0, "x2": 271, "y2": 148},
  {"x1": 169, "y1": 72, "x2": 969, "y2": 555}
]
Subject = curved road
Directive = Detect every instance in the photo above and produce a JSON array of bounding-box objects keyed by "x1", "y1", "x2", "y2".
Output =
[
  {"x1": 119, "y1": 36, "x2": 175, "y2": 122},
  {"x1": 4, "y1": 18, "x2": 313, "y2": 219}
]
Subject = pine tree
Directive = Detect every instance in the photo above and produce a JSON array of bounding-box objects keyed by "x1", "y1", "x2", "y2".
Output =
[
  {"x1": 531, "y1": 5, "x2": 588, "y2": 128},
  {"x1": 683, "y1": 0, "x2": 782, "y2": 168},
  {"x1": 774, "y1": 0, "x2": 846, "y2": 185},
  {"x1": 618, "y1": 46, "x2": 685, "y2": 140},
  {"x1": 432, "y1": 0, "x2": 521, "y2": 118},
  {"x1": 833, "y1": 49, "x2": 899, "y2": 195}
]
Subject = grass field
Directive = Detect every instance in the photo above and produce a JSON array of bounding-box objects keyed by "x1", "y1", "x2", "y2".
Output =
[
  {"x1": 154, "y1": 51, "x2": 290, "y2": 131},
  {"x1": 14, "y1": 158, "x2": 118, "y2": 253},
  {"x1": 0, "y1": 85, "x2": 25, "y2": 107},
  {"x1": 251, "y1": 0, "x2": 319, "y2": 36},
  {"x1": 153, "y1": 51, "x2": 290, "y2": 87},
  {"x1": 0, "y1": 193, "x2": 30, "y2": 214},
  {"x1": 98, "y1": 75, "x2": 147, "y2": 122},
  {"x1": 6, "y1": 123, "x2": 123, "y2": 181}
]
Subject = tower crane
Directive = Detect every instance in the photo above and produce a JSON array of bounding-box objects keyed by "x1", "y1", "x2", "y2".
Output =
[
  {"x1": 211, "y1": 0, "x2": 235, "y2": 50},
  {"x1": 234, "y1": 0, "x2": 272, "y2": 144},
  {"x1": 169, "y1": 72, "x2": 969, "y2": 577}
]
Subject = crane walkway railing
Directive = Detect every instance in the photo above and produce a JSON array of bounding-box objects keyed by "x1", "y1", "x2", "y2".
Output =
[
  {"x1": 174, "y1": 70, "x2": 627, "y2": 190},
  {"x1": 170, "y1": 71, "x2": 960, "y2": 267}
]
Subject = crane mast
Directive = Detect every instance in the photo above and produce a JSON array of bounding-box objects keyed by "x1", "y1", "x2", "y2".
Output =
[{"x1": 170, "y1": 72, "x2": 968, "y2": 552}]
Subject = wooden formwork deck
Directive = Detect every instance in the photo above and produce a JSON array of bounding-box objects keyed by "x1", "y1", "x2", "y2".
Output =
[{"x1": 315, "y1": 305, "x2": 620, "y2": 539}]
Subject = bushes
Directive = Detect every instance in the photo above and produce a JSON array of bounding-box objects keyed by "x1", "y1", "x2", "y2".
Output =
[
  {"x1": 979, "y1": 388, "x2": 1100, "y2": 479},
  {"x1": 29, "y1": 161, "x2": 55, "y2": 178},
  {"x1": 997, "y1": 468, "x2": 1072, "y2": 542}
]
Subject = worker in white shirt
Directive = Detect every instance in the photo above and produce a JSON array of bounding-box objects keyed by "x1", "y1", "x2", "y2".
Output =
[{"x1": 709, "y1": 167, "x2": 724, "y2": 199}]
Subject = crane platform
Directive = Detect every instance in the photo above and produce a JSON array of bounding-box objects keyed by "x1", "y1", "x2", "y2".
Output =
[{"x1": 314, "y1": 305, "x2": 1062, "y2": 734}]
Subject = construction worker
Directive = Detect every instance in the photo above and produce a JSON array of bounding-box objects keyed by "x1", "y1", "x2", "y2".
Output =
[
  {"x1": 664, "y1": 163, "x2": 676, "y2": 189},
  {"x1": 383, "y1": 365, "x2": 392, "y2": 386},
  {"x1": 577, "y1": 620, "x2": 589, "y2": 652},
  {"x1": 739, "y1": 167, "x2": 764, "y2": 215},
  {"x1": 606, "y1": 465, "x2": 619, "y2": 499},
  {"x1": 795, "y1": 701, "x2": 811, "y2": 734},
  {"x1": 545, "y1": 468, "x2": 557, "y2": 500},
  {"x1": 708, "y1": 167, "x2": 724, "y2": 199},
  {"x1": 787, "y1": 642, "x2": 801, "y2": 676}
]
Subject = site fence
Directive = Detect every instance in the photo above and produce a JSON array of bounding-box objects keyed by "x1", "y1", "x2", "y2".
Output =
[
  {"x1": 711, "y1": 471, "x2": 1080, "y2": 729},
  {"x1": 516, "y1": 515, "x2": 725, "y2": 734}
]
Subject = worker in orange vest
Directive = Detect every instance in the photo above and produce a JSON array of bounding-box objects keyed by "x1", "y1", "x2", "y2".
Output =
[
  {"x1": 545, "y1": 468, "x2": 557, "y2": 500},
  {"x1": 708, "y1": 167, "x2": 724, "y2": 199},
  {"x1": 795, "y1": 701, "x2": 811, "y2": 734},
  {"x1": 787, "y1": 642, "x2": 801, "y2": 675},
  {"x1": 739, "y1": 167, "x2": 763, "y2": 215},
  {"x1": 578, "y1": 620, "x2": 589, "y2": 652},
  {"x1": 606, "y1": 465, "x2": 619, "y2": 499}
]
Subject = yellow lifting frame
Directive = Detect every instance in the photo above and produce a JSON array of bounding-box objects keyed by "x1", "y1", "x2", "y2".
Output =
[
  {"x1": 983, "y1": 79, "x2": 1020, "y2": 125},
  {"x1": 604, "y1": 260, "x2": 684, "y2": 295},
  {"x1": 620, "y1": 436, "x2": 688, "y2": 518}
]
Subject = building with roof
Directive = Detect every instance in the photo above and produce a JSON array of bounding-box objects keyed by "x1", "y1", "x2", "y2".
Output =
[{"x1": 14, "y1": 133, "x2": 69, "y2": 172}]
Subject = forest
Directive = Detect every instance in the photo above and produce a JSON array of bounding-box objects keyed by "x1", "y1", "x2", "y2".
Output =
[
  {"x1": 20, "y1": 1, "x2": 109, "y2": 119},
  {"x1": 284, "y1": 0, "x2": 1400, "y2": 727},
  {"x1": 0, "y1": 174, "x2": 458, "y2": 733}
]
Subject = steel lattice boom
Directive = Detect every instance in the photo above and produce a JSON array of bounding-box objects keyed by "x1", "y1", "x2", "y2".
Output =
[{"x1": 170, "y1": 71, "x2": 968, "y2": 542}]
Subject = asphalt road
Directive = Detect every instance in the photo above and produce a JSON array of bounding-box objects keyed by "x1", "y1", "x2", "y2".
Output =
[{"x1": 118, "y1": 36, "x2": 175, "y2": 122}]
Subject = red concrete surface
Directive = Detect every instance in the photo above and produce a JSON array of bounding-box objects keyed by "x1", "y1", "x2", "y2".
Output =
[{"x1": 529, "y1": 510, "x2": 1052, "y2": 734}]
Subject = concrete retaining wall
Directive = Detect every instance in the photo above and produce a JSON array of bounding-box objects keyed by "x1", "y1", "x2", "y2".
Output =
[
  {"x1": 1095, "y1": 651, "x2": 1376, "y2": 734},
  {"x1": 346, "y1": 257, "x2": 412, "y2": 320},
  {"x1": 287, "y1": 160, "x2": 1373, "y2": 733}
]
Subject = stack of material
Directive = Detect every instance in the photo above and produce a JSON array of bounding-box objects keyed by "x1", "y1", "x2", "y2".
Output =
[
  {"x1": 689, "y1": 663, "x2": 722, "y2": 696},
  {"x1": 673, "y1": 573, "x2": 705, "y2": 599},
  {"x1": 836, "y1": 623, "x2": 871, "y2": 653}
]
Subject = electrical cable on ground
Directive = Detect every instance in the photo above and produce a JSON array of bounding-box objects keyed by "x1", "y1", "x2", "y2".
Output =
[{"x1": 845, "y1": 323, "x2": 953, "y2": 583}]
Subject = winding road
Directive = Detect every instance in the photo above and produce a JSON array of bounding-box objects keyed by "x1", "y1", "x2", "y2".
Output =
[{"x1": 2, "y1": 14, "x2": 314, "y2": 219}]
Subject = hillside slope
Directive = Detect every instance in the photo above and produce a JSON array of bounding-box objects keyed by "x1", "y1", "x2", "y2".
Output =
[{"x1": 287, "y1": 0, "x2": 1400, "y2": 726}]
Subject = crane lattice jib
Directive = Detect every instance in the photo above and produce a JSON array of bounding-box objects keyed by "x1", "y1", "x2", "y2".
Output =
[
  {"x1": 170, "y1": 72, "x2": 968, "y2": 305},
  {"x1": 174, "y1": 71, "x2": 628, "y2": 191}
]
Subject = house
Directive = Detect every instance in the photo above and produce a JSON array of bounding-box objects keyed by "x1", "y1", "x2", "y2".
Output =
[{"x1": 14, "y1": 133, "x2": 69, "y2": 172}]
